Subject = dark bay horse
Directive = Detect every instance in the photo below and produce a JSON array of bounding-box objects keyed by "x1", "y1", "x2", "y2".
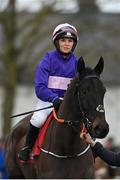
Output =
[{"x1": 5, "y1": 57, "x2": 109, "y2": 179}]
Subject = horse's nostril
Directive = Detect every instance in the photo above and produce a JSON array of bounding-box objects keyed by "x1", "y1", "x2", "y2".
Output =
[
  {"x1": 94, "y1": 126, "x2": 100, "y2": 134},
  {"x1": 94, "y1": 124, "x2": 109, "y2": 138}
]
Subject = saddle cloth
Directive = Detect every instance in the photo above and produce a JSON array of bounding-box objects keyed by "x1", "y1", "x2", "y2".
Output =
[{"x1": 32, "y1": 113, "x2": 53, "y2": 157}]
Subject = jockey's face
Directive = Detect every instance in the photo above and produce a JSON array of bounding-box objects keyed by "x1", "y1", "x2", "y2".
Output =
[{"x1": 58, "y1": 38, "x2": 74, "y2": 54}]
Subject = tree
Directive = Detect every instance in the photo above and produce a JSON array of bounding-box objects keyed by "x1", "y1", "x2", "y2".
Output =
[
  {"x1": 0, "y1": 0, "x2": 55, "y2": 136},
  {"x1": 77, "y1": 0, "x2": 99, "y2": 13},
  {"x1": 0, "y1": 0, "x2": 18, "y2": 136}
]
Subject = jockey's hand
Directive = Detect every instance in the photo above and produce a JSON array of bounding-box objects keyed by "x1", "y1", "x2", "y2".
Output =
[
  {"x1": 80, "y1": 132, "x2": 96, "y2": 147},
  {"x1": 53, "y1": 98, "x2": 62, "y2": 111}
]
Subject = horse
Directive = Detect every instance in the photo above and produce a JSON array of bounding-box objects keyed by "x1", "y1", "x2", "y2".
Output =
[{"x1": 5, "y1": 57, "x2": 109, "y2": 179}]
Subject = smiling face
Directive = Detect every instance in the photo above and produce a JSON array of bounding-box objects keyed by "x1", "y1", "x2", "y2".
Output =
[{"x1": 58, "y1": 38, "x2": 74, "y2": 54}]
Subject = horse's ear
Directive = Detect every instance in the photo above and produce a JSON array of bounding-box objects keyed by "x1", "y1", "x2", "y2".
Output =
[
  {"x1": 94, "y1": 57, "x2": 104, "y2": 76},
  {"x1": 77, "y1": 56, "x2": 85, "y2": 73}
]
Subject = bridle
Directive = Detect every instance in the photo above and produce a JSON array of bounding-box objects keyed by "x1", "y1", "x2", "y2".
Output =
[
  {"x1": 53, "y1": 74, "x2": 105, "y2": 135},
  {"x1": 77, "y1": 75, "x2": 105, "y2": 136},
  {"x1": 40, "y1": 74, "x2": 105, "y2": 159}
]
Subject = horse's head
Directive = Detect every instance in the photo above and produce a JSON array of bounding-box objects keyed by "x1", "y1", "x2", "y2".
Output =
[{"x1": 73, "y1": 57, "x2": 109, "y2": 139}]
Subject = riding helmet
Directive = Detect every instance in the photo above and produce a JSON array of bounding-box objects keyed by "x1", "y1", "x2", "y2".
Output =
[{"x1": 52, "y1": 23, "x2": 79, "y2": 52}]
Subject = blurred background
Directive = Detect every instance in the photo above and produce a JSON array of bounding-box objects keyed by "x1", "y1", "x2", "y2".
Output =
[{"x1": 0, "y1": 0, "x2": 120, "y2": 178}]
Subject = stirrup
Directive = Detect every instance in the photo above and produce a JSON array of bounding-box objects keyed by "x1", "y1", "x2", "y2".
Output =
[{"x1": 18, "y1": 146, "x2": 31, "y2": 162}]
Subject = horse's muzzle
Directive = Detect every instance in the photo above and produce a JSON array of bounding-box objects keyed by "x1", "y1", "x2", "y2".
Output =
[{"x1": 93, "y1": 123, "x2": 109, "y2": 138}]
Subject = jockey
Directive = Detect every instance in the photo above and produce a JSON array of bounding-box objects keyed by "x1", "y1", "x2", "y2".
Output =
[{"x1": 18, "y1": 23, "x2": 79, "y2": 161}]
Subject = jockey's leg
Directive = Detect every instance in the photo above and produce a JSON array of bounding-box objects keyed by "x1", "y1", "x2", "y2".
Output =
[
  {"x1": 18, "y1": 100, "x2": 53, "y2": 161},
  {"x1": 18, "y1": 123, "x2": 39, "y2": 161}
]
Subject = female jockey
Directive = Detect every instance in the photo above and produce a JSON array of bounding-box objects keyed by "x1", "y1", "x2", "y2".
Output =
[{"x1": 18, "y1": 23, "x2": 79, "y2": 161}]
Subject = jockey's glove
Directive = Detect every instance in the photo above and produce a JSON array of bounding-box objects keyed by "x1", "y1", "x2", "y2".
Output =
[{"x1": 53, "y1": 98, "x2": 62, "y2": 111}]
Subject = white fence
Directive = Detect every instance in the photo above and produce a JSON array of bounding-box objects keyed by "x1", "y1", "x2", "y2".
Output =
[{"x1": 0, "y1": 85, "x2": 120, "y2": 145}]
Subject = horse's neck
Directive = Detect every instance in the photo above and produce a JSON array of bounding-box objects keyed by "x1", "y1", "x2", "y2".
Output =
[
  {"x1": 44, "y1": 85, "x2": 87, "y2": 155},
  {"x1": 47, "y1": 120, "x2": 86, "y2": 156},
  {"x1": 58, "y1": 92, "x2": 80, "y2": 121}
]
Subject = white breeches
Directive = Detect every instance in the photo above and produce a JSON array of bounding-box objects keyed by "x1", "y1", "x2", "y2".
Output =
[{"x1": 30, "y1": 99, "x2": 53, "y2": 128}]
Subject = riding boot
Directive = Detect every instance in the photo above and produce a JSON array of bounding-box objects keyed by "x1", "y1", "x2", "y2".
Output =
[{"x1": 18, "y1": 123, "x2": 39, "y2": 161}]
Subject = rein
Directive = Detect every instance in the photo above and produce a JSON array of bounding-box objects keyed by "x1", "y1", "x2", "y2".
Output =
[
  {"x1": 52, "y1": 75, "x2": 105, "y2": 136},
  {"x1": 53, "y1": 108, "x2": 81, "y2": 134},
  {"x1": 53, "y1": 109, "x2": 64, "y2": 123},
  {"x1": 53, "y1": 109, "x2": 79, "y2": 125},
  {"x1": 52, "y1": 75, "x2": 104, "y2": 136},
  {"x1": 77, "y1": 91, "x2": 93, "y2": 136},
  {"x1": 41, "y1": 75, "x2": 104, "y2": 159}
]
